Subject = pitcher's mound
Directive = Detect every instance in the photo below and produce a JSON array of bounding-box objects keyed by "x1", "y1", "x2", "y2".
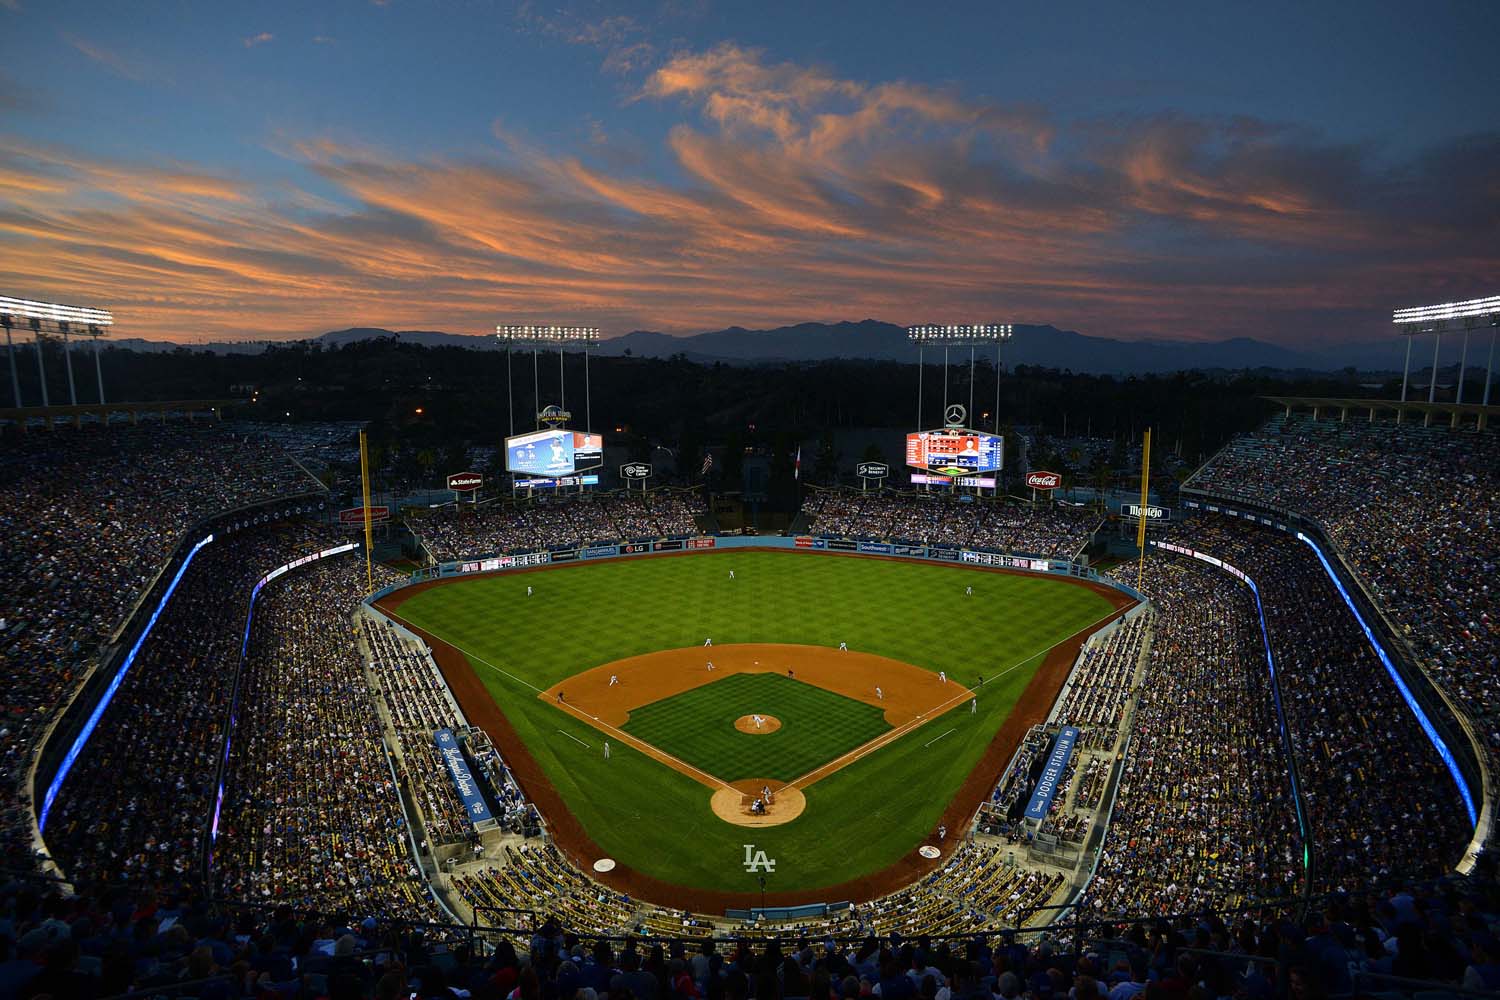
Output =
[
  {"x1": 733, "y1": 714, "x2": 781, "y2": 735},
  {"x1": 710, "y1": 779, "x2": 806, "y2": 827}
]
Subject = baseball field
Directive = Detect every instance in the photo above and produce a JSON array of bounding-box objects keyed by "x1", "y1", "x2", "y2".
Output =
[{"x1": 378, "y1": 549, "x2": 1130, "y2": 909}]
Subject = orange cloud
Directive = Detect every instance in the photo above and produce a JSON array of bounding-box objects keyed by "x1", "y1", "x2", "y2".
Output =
[{"x1": 0, "y1": 46, "x2": 1494, "y2": 347}]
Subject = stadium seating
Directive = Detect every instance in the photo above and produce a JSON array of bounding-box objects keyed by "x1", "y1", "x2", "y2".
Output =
[{"x1": 1186, "y1": 415, "x2": 1500, "y2": 786}]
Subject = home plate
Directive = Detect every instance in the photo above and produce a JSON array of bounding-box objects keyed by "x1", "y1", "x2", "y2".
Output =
[
  {"x1": 918, "y1": 846, "x2": 941, "y2": 859},
  {"x1": 593, "y1": 858, "x2": 617, "y2": 873}
]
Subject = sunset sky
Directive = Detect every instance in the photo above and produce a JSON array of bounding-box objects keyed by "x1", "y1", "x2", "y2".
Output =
[{"x1": 1, "y1": 0, "x2": 1496, "y2": 346}]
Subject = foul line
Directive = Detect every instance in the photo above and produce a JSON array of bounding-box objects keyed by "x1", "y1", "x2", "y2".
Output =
[
  {"x1": 923, "y1": 729, "x2": 956, "y2": 749},
  {"x1": 380, "y1": 610, "x2": 736, "y2": 793},
  {"x1": 787, "y1": 601, "x2": 1130, "y2": 790},
  {"x1": 558, "y1": 730, "x2": 591, "y2": 748}
]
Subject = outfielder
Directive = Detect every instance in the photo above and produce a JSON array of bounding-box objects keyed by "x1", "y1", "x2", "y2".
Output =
[{"x1": 603, "y1": 741, "x2": 610, "y2": 760}]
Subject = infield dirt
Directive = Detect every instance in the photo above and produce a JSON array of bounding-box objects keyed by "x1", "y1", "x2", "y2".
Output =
[{"x1": 376, "y1": 549, "x2": 1135, "y2": 912}]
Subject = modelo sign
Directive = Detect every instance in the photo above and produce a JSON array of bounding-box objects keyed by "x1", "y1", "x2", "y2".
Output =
[
  {"x1": 857, "y1": 462, "x2": 890, "y2": 478},
  {"x1": 620, "y1": 462, "x2": 652, "y2": 480},
  {"x1": 1120, "y1": 502, "x2": 1171, "y2": 521},
  {"x1": 339, "y1": 505, "x2": 390, "y2": 524},
  {"x1": 447, "y1": 472, "x2": 483, "y2": 492},
  {"x1": 1025, "y1": 471, "x2": 1062, "y2": 490}
]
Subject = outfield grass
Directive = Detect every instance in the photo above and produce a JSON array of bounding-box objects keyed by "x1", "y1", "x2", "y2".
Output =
[
  {"x1": 391, "y1": 550, "x2": 1116, "y2": 896},
  {"x1": 621, "y1": 673, "x2": 890, "y2": 783}
]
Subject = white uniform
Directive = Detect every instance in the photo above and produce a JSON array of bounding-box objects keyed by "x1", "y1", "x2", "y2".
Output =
[
  {"x1": 609, "y1": 675, "x2": 619, "y2": 686},
  {"x1": 704, "y1": 637, "x2": 712, "y2": 647},
  {"x1": 971, "y1": 698, "x2": 977, "y2": 714},
  {"x1": 603, "y1": 741, "x2": 611, "y2": 760},
  {"x1": 707, "y1": 661, "x2": 714, "y2": 671},
  {"x1": 876, "y1": 686, "x2": 884, "y2": 700},
  {"x1": 939, "y1": 671, "x2": 947, "y2": 684},
  {"x1": 527, "y1": 586, "x2": 533, "y2": 596},
  {"x1": 729, "y1": 570, "x2": 735, "y2": 579},
  {"x1": 838, "y1": 641, "x2": 847, "y2": 651},
  {"x1": 965, "y1": 585, "x2": 972, "y2": 596}
]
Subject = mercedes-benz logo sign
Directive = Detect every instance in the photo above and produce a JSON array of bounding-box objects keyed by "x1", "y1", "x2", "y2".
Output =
[{"x1": 944, "y1": 404, "x2": 966, "y2": 427}]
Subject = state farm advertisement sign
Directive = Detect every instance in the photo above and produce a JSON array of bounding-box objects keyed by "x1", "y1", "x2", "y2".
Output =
[
  {"x1": 1025, "y1": 471, "x2": 1062, "y2": 490},
  {"x1": 447, "y1": 472, "x2": 483, "y2": 492}
]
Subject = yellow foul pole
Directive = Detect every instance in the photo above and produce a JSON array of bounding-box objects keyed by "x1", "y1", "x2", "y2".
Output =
[
  {"x1": 1135, "y1": 427, "x2": 1151, "y2": 590},
  {"x1": 359, "y1": 429, "x2": 375, "y2": 595}
]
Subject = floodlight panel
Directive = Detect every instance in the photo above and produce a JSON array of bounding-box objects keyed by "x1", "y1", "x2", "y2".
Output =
[
  {"x1": 0, "y1": 295, "x2": 114, "y2": 326},
  {"x1": 906, "y1": 323, "x2": 1014, "y2": 344},
  {"x1": 1392, "y1": 295, "x2": 1500, "y2": 326},
  {"x1": 496, "y1": 324, "x2": 600, "y2": 344}
]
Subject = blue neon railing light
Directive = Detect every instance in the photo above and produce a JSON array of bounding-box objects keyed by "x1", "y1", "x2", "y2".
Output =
[
  {"x1": 40, "y1": 533, "x2": 216, "y2": 832},
  {"x1": 1297, "y1": 531, "x2": 1477, "y2": 828}
]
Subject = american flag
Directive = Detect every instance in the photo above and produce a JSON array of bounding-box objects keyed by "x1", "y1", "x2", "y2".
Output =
[
  {"x1": 794, "y1": 445, "x2": 801, "y2": 480},
  {"x1": 701, "y1": 453, "x2": 714, "y2": 476}
]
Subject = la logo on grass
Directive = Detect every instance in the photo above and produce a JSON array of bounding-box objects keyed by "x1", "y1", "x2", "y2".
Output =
[{"x1": 742, "y1": 844, "x2": 776, "y2": 873}]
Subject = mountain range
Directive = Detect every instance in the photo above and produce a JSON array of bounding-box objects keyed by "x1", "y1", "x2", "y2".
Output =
[{"x1": 110, "y1": 320, "x2": 1418, "y2": 375}]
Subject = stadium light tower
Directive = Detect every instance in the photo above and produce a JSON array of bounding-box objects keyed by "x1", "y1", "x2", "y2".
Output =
[
  {"x1": 0, "y1": 295, "x2": 115, "y2": 409},
  {"x1": 1392, "y1": 295, "x2": 1500, "y2": 407},
  {"x1": 907, "y1": 325, "x2": 1014, "y2": 434},
  {"x1": 496, "y1": 325, "x2": 601, "y2": 434}
]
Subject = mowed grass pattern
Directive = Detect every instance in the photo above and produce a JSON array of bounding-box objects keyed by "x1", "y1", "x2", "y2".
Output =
[
  {"x1": 622, "y1": 673, "x2": 889, "y2": 783},
  {"x1": 392, "y1": 550, "x2": 1119, "y2": 894}
]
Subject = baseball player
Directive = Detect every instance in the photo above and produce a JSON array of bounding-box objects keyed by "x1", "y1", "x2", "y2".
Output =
[
  {"x1": 964, "y1": 585, "x2": 972, "y2": 596},
  {"x1": 707, "y1": 661, "x2": 715, "y2": 671},
  {"x1": 609, "y1": 674, "x2": 619, "y2": 686},
  {"x1": 704, "y1": 637, "x2": 712, "y2": 647},
  {"x1": 729, "y1": 569, "x2": 735, "y2": 580},
  {"x1": 939, "y1": 670, "x2": 947, "y2": 684},
  {"x1": 753, "y1": 714, "x2": 764, "y2": 729},
  {"x1": 875, "y1": 686, "x2": 884, "y2": 700},
  {"x1": 970, "y1": 698, "x2": 977, "y2": 714},
  {"x1": 527, "y1": 585, "x2": 533, "y2": 597},
  {"x1": 603, "y1": 741, "x2": 610, "y2": 760},
  {"x1": 838, "y1": 641, "x2": 848, "y2": 652}
]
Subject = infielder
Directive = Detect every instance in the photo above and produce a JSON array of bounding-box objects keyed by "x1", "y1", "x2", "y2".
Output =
[
  {"x1": 608, "y1": 674, "x2": 619, "y2": 686},
  {"x1": 707, "y1": 661, "x2": 715, "y2": 671},
  {"x1": 939, "y1": 670, "x2": 947, "y2": 684},
  {"x1": 704, "y1": 637, "x2": 712, "y2": 647},
  {"x1": 838, "y1": 641, "x2": 848, "y2": 652},
  {"x1": 875, "y1": 686, "x2": 884, "y2": 700}
]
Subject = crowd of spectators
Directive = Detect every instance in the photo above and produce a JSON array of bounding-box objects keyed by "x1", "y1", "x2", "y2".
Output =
[
  {"x1": 1170, "y1": 517, "x2": 1471, "y2": 891},
  {"x1": 0, "y1": 424, "x2": 321, "y2": 877},
  {"x1": 1086, "y1": 555, "x2": 1301, "y2": 918},
  {"x1": 808, "y1": 491, "x2": 1099, "y2": 558},
  {"x1": 416, "y1": 491, "x2": 707, "y2": 562},
  {"x1": 968, "y1": 505, "x2": 1098, "y2": 559},
  {"x1": 1185, "y1": 415, "x2": 1500, "y2": 779},
  {"x1": 211, "y1": 555, "x2": 441, "y2": 925},
  {"x1": 4, "y1": 861, "x2": 1500, "y2": 999},
  {"x1": 1054, "y1": 615, "x2": 1149, "y2": 754}
]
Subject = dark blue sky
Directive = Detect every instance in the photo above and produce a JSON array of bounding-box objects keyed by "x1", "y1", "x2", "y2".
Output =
[{"x1": 2, "y1": 0, "x2": 1496, "y2": 345}]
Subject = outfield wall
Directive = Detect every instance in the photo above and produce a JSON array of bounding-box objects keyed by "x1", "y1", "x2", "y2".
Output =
[{"x1": 369, "y1": 534, "x2": 1147, "y2": 607}]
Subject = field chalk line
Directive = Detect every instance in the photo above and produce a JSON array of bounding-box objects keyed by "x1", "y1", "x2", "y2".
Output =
[
  {"x1": 382, "y1": 611, "x2": 737, "y2": 793},
  {"x1": 923, "y1": 729, "x2": 956, "y2": 749},
  {"x1": 787, "y1": 601, "x2": 1128, "y2": 789},
  {"x1": 558, "y1": 730, "x2": 591, "y2": 748}
]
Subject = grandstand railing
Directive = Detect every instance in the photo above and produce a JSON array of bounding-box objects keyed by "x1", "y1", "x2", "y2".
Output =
[
  {"x1": 27, "y1": 490, "x2": 330, "y2": 889},
  {"x1": 1178, "y1": 486, "x2": 1493, "y2": 869}
]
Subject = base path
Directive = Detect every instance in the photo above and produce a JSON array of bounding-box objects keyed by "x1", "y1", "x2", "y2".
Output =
[{"x1": 375, "y1": 554, "x2": 1137, "y2": 912}]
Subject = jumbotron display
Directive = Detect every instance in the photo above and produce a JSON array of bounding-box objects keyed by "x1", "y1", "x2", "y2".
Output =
[
  {"x1": 904, "y1": 428, "x2": 1004, "y2": 478},
  {"x1": 504, "y1": 429, "x2": 604, "y2": 477}
]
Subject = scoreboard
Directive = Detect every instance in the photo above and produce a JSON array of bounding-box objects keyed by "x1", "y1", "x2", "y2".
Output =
[
  {"x1": 505, "y1": 429, "x2": 604, "y2": 477},
  {"x1": 905, "y1": 429, "x2": 1004, "y2": 479}
]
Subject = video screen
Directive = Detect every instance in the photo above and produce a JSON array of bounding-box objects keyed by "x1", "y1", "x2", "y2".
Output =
[
  {"x1": 505, "y1": 429, "x2": 604, "y2": 477},
  {"x1": 904, "y1": 429, "x2": 1003, "y2": 477}
]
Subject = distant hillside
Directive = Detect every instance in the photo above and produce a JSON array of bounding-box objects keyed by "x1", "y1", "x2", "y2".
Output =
[{"x1": 109, "y1": 320, "x2": 1414, "y2": 374}]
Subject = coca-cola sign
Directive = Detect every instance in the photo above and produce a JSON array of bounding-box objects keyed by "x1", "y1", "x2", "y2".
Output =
[
  {"x1": 1025, "y1": 471, "x2": 1062, "y2": 490},
  {"x1": 447, "y1": 471, "x2": 483, "y2": 492}
]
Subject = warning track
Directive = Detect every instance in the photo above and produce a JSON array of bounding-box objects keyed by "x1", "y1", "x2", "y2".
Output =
[{"x1": 375, "y1": 550, "x2": 1135, "y2": 912}]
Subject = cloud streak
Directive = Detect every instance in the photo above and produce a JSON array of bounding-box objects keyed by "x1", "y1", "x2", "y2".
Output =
[{"x1": 0, "y1": 45, "x2": 1495, "y2": 346}]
